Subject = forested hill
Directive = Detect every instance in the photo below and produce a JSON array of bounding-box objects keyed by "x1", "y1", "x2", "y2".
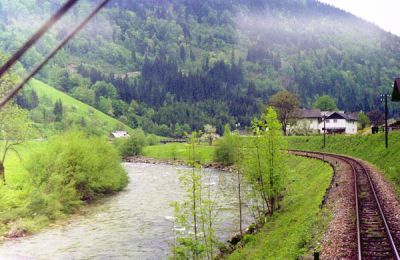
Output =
[{"x1": 0, "y1": 0, "x2": 400, "y2": 135}]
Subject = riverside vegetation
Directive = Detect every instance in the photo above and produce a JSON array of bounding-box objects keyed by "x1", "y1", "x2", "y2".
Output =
[
  {"x1": 0, "y1": 132, "x2": 128, "y2": 238},
  {"x1": 151, "y1": 108, "x2": 333, "y2": 259}
]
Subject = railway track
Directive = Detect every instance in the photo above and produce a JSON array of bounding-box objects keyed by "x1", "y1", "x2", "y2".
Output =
[{"x1": 291, "y1": 150, "x2": 400, "y2": 260}]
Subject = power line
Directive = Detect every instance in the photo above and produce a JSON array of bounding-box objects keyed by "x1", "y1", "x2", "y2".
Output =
[
  {"x1": 0, "y1": 0, "x2": 79, "y2": 79},
  {"x1": 0, "y1": 0, "x2": 111, "y2": 110}
]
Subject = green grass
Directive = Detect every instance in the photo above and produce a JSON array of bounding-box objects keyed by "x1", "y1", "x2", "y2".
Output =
[
  {"x1": 29, "y1": 78, "x2": 132, "y2": 135},
  {"x1": 287, "y1": 132, "x2": 400, "y2": 193},
  {"x1": 228, "y1": 155, "x2": 333, "y2": 259},
  {"x1": 3, "y1": 141, "x2": 45, "y2": 185},
  {"x1": 143, "y1": 143, "x2": 216, "y2": 164}
]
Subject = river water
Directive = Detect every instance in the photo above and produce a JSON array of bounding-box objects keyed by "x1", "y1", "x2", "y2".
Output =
[{"x1": 0, "y1": 163, "x2": 247, "y2": 259}]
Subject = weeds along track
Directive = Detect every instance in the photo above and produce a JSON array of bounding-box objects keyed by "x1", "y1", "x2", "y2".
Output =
[{"x1": 290, "y1": 150, "x2": 400, "y2": 260}]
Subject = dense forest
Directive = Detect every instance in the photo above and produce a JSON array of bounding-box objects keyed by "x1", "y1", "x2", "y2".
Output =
[{"x1": 1, "y1": 0, "x2": 400, "y2": 135}]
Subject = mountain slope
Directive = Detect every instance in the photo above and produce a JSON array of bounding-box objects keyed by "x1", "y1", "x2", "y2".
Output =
[
  {"x1": 27, "y1": 79, "x2": 132, "y2": 136},
  {"x1": 1, "y1": 0, "x2": 400, "y2": 134}
]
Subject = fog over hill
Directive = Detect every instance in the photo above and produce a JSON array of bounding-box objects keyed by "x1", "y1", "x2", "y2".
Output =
[{"x1": 0, "y1": 0, "x2": 399, "y2": 135}]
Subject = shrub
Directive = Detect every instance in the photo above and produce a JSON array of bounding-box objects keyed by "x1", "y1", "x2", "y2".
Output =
[
  {"x1": 26, "y1": 131, "x2": 128, "y2": 211},
  {"x1": 214, "y1": 125, "x2": 235, "y2": 165},
  {"x1": 116, "y1": 129, "x2": 147, "y2": 157},
  {"x1": 146, "y1": 134, "x2": 160, "y2": 146}
]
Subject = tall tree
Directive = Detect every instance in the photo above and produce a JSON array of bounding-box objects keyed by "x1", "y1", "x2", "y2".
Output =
[
  {"x1": 53, "y1": 99, "x2": 63, "y2": 122},
  {"x1": 367, "y1": 110, "x2": 384, "y2": 126},
  {"x1": 244, "y1": 107, "x2": 287, "y2": 218},
  {"x1": 0, "y1": 105, "x2": 33, "y2": 184},
  {"x1": 269, "y1": 91, "x2": 299, "y2": 136},
  {"x1": 312, "y1": 95, "x2": 338, "y2": 111}
]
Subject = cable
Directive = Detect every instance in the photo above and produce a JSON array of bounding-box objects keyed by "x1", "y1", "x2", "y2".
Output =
[
  {"x1": 0, "y1": 0, "x2": 79, "y2": 80},
  {"x1": 0, "y1": 0, "x2": 112, "y2": 110}
]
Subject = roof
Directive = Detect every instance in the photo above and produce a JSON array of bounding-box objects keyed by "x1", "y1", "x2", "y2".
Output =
[
  {"x1": 324, "y1": 111, "x2": 358, "y2": 121},
  {"x1": 111, "y1": 131, "x2": 130, "y2": 138},
  {"x1": 294, "y1": 109, "x2": 321, "y2": 118},
  {"x1": 392, "y1": 78, "x2": 400, "y2": 102},
  {"x1": 294, "y1": 109, "x2": 358, "y2": 121},
  {"x1": 343, "y1": 112, "x2": 358, "y2": 121}
]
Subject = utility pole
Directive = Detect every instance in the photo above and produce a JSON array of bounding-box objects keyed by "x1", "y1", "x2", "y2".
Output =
[
  {"x1": 385, "y1": 94, "x2": 388, "y2": 149},
  {"x1": 323, "y1": 115, "x2": 326, "y2": 149},
  {"x1": 380, "y1": 94, "x2": 391, "y2": 149}
]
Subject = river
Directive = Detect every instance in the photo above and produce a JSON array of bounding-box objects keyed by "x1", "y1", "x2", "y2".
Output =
[{"x1": 0, "y1": 163, "x2": 248, "y2": 259}]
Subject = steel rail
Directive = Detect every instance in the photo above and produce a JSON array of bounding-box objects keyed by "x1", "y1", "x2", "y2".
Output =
[
  {"x1": 291, "y1": 150, "x2": 400, "y2": 259},
  {"x1": 0, "y1": 0, "x2": 79, "y2": 79},
  {"x1": 0, "y1": 0, "x2": 111, "y2": 110}
]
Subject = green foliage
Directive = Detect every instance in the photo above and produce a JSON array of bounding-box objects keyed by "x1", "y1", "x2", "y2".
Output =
[
  {"x1": 0, "y1": 0, "x2": 400, "y2": 136},
  {"x1": 214, "y1": 125, "x2": 236, "y2": 165},
  {"x1": 26, "y1": 131, "x2": 128, "y2": 203},
  {"x1": 145, "y1": 134, "x2": 160, "y2": 146},
  {"x1": 171, "y1": 133, "x2": 220, "y2": 259},
  {"x1": 269, "y1": 91, "x2": 299, "y2": 135},
  {"x1": 287, "y1": 133, "x2": 400, "y2": 193},
  {"x1": 53, "y1": 98, "x2": 63, "y2": 122},
  {"x1": 358, "y1": 112, "x2": 370, "y2": 129},
  {"x1": 312, "y1": 95, "x2": 338, "y2": 111},
  {"x1": 144, "y1": 143, "x2": 215, "y2": 164},
  {"x1": 0, "y1": 104, "x2": 34, "y2": 183},
  {"x1": 27, "y1": 79, "x2": 132, "y2": 136},
  {"x1": 115, "y1": 129, "x2": 147, "y2": 157},
  {"x1": 243, "y1": 107, "x2": 287, "y2": 217},
  {"x1": 229, "y1": 155, "x2": 332, "y2": 259}
]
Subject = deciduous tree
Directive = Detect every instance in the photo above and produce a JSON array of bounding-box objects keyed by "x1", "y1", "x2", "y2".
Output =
[
  {"x1": 269, "y1": 91, "x2": 299, "y2": 136},
  {"x1": 312, "y1": 95, "x2": 338, "y2": 111},
  {"x1": 0, "y1": 105, "x2": 33, "y2": 183}
]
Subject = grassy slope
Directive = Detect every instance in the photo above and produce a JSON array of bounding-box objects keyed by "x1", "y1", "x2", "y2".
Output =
[
  {"x1": 29, "y1": 79, "x2": 132, "y2": 134},
  {"x1": 228, "y1": 155, "x2": 332, "y2": 259},
  {"x1": 287, "y1": 133, "x2": 400, "y2": 192}
]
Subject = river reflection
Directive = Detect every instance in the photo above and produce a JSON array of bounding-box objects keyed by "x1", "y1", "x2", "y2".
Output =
[{"x1": 0, "y1": 163, "x2": 249, "y2": 260}]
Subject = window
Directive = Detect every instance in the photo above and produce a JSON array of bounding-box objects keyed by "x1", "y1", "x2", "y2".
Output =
[
  {"x1": 326, "y1": 119, "x2": 330, "y2": 123},
  {"x1": 333, "y1": 119, "x2": 337, "y2": 123}
]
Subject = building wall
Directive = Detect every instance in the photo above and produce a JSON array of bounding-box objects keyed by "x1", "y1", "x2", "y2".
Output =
[
  {"x1": 319, "y1": 118, "x2": 357, "y2": 134},
  {"x1": 345, "y1": 120, "x2": 357, "y2": 134},
  {"x1": 289, "y1": 118, "x2": 320, "y2": 134},
  {"x1": 291, "y1": 118, "x2": 357, "y2": 135}
]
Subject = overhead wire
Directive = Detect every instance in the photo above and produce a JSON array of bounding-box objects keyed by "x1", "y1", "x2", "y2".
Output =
[
  {"x1": 0, "y1": 0, "x2": 112, "y2": 110},
  {"x1": 0, "y1": 0, "x2": 79, "y2": 79}
]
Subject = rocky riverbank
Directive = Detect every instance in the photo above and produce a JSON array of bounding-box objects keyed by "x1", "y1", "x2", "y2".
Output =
[{"x1": 124, "y1": 155, "x2": 234, "y2": 172}]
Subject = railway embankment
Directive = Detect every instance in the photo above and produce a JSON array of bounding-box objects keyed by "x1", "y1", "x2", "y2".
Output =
[
  {"x1": 288, "y1": 133, "x2": 400, "y2": 194},
  {"x1": 292, "y1": 151, "x2": 400, "y2": 258}
]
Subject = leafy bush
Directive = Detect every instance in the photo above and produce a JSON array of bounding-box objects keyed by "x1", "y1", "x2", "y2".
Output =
[
  {"x1": 116, "y1": 129, "x2": 147, "y2": 157},
  {"x1": 214, "y1": 125, "x2": 236, "y2": 165},
  {"x1": 146, "y1": 134, "x2": 160, "y2": 146},
  {"x1": 26, "y1": 131, "x2": 128, "y2": 209}
]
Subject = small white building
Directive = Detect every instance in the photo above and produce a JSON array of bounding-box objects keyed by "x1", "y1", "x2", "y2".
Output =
[
  {"x1": 290, "y1": 109, "x2": 358, "y2": 135},
  {"x1": 110, "y1": 131, "x2": 130, "y2": 138}
]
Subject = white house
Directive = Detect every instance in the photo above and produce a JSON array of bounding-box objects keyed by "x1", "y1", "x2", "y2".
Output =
[{"x1": 290, "y1": 109, "x2": 358, "y2": 135}]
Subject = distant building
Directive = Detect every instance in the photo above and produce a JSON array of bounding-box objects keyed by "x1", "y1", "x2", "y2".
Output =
[
  {"x1": 110, "y1": 131, "x2": 130, "y2": 138},
  {"x1": 289, "y1": 109, "x2": 358, "y2": 135}
]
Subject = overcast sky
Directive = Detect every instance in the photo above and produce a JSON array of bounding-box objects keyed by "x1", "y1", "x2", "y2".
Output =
[{"x1": 318, "y1": 0, "x2": 400, "y2": 36}]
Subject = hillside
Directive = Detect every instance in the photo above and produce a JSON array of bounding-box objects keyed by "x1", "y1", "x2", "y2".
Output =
[
  {"x1": 1, "y1": 0, "x2": 400, "y2": 135},
  {"x1": 24, "y1": 79, "x2": 132, "y2": 136}
]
